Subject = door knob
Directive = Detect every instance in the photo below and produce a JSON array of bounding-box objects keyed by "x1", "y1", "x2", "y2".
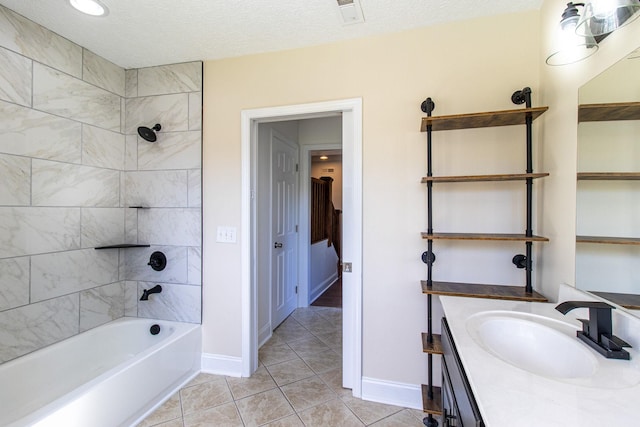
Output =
[{"x1": 274, "y1": 242, "x2": 283, "y2": 248}]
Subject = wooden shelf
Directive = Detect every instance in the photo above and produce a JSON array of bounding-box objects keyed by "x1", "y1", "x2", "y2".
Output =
[
  {"x1": 422, "y1": 384, "x2": 443, "y2": 416},
  {"x1": 422, "y1": 333, "x2": 443, "y2": 355},
  {"x1": 421, "y1": 280, "x2": 548, "y2": 302},
  {"x1": 422, "y1": 172, "x2": 548, "y2": 183},
  {"x1": 420, "y1": 107, "x2": 548, "y2": 132},
  {"x1": 421, "y1": 232, "x2": 549, "y2": 242},
  {"x1": 578, "y1": 102, "x2": 640, "y2": 122},
  {"x1": 95, "y1": 244, "x2": 151, "y2": 250},
  {"x1": 591, "y1": 291, "x2": 640, "y2": 310},
  {"x1": 577, "y1": 172, "x2": 640, "y2": 181},
  {"x1": 576, "y1": 235, "x2": 640, "y2": 245}
]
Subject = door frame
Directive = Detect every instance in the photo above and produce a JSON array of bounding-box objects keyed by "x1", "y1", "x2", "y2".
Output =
[{"x1": 241, "y1": 98, "x2": 363, "y2": 397}]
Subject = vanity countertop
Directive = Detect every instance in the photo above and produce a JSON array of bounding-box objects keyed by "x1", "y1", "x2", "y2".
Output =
[{"x1": 440, "y1": 296, "x2": 640, "y2": 426}]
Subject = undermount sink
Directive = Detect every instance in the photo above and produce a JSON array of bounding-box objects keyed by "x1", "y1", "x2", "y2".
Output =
[{"x1": 466, "y1": 311, "x2": 598, "y2": 379}]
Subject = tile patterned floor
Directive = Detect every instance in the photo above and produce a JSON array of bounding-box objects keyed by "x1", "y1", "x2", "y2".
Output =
[{"x1": 137, "y1": 306, "x2": 427, "y2": 427}]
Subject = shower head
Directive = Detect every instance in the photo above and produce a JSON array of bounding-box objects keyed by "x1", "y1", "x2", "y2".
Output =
[{"x1": 137, "y1": 124, "x2": 162, "y2": 142}]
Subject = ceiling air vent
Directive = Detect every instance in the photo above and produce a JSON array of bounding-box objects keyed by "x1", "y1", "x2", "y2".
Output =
[{"x1": 336, "y1": 0, "x2": 364, "y2": 25}]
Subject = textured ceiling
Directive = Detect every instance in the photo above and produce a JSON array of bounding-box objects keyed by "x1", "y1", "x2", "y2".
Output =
[{"x1": 0, "y1": 0, "x2": 542, "y2": 69}]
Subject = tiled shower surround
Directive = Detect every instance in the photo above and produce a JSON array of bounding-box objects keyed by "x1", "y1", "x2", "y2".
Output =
[{"x1": 0, "y1": 5, "x2": 202, "y2": 364}]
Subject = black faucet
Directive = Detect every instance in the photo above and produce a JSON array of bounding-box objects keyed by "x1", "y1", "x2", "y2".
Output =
[
  {"x1": 140, "y1": 284, "x2": 162, "y2": 301},
  {"x1": 555, "y1": 300, "x2": 631, "y2": 360}
]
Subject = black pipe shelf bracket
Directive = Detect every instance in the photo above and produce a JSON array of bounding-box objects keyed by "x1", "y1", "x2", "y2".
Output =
[{"x1": 422, "y1": 96, "x2": 440, "y2": 427}]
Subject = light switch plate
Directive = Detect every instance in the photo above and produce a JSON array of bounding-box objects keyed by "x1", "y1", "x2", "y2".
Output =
[{"x1": 216, "y1": 226, "x2": 237, "y2": 243}]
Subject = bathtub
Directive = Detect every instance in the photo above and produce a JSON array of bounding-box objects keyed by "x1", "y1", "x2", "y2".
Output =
[{"x1": 0, "y1": 317, "x2": 201, "y2": 427}]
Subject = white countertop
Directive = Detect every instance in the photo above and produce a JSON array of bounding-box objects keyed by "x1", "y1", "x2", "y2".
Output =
[{"x1": 439, "y1": 296, "x2": 640, "y2": 427}]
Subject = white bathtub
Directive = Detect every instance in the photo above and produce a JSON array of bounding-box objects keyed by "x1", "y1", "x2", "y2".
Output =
[{"x1": 0, "y1": 317, "x2": 201, "y2": 427}]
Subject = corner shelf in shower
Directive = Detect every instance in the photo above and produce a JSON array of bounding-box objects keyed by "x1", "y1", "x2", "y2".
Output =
[{"x1": 95, "y1": 244, "x2": 151, "y2": 250}]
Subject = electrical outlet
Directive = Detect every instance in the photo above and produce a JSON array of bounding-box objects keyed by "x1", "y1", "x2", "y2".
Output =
[{"x1": 216, "y1": 226, "x2": 237, "y2": 243}]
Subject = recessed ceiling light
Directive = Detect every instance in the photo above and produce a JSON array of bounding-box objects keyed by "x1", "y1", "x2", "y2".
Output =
[{"x1": 69, "y1": 0, "x2": 109, "y2": 17}]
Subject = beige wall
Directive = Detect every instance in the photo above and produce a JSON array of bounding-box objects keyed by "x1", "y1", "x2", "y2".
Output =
[
  {"x1": 202, "y1": 10, "x2": 541, "y2": 385},
  {"x1": 202, "y1": 1, "x2": 640, "y2": 386}
]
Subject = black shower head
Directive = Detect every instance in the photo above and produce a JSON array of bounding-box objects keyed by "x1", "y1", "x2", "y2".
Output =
[{"x1": 137, "y1": 124, "x2": 162, "y2": 142}]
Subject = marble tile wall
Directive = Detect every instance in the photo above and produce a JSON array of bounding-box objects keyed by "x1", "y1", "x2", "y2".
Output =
[
  {"x1": 0, "y1": 4, "x2": 202, "y2": 364},
  {"x1": 124, "y1": 61, "x2": 202, "y2": 324}
]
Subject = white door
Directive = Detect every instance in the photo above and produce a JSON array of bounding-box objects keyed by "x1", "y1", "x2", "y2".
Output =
[{"x1": 271, "y1": 132, "x2": 299, "y2": 327}]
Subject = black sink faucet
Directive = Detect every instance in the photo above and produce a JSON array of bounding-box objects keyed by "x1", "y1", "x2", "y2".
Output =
[{"x1": 555, "y1": 301, "x2": 631, "y2": 360}]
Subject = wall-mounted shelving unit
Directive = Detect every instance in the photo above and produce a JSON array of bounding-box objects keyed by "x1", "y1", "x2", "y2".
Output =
[
  {"x1": 419, "y1": 88, "x2": 548, "y2": 426},
  {"x1": 576, "y1": 101, "x2": 640, "y2": 312},
  {"x1": 576, "y1": 101, "x2": 640, "y2": 246}
]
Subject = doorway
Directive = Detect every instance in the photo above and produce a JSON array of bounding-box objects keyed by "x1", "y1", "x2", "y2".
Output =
[
  {"x1": 241, "y1": 98, "x2": 363, "y2": 397},
  {"x1": 308, "y1": 147, "x2": 343, "y2": 308}
]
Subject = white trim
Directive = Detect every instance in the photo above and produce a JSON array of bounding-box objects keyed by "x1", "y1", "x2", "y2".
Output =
[
  {"x1": 201, "y1": 353, "x2": 243, "y2": 377},
  {"x1": 341, "y1": 103, "x2": 363, "y2": 397},
  {"x1": 241, "y1": 98, "x2": 363, "y2": 392},
  {"x1": 258, "y1": 323, "x2": 272, "y2": 348},
  {"x1": 361, "y1": 377, "x2": 423, "y2": 410},
  {"x1": 309, "y1": 274, "x2": 339, "y2": 304}
]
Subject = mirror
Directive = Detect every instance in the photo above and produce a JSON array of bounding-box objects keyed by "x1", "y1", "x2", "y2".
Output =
[{"x1": 576, "y1": 47, "x2": 640, "y2": 311}]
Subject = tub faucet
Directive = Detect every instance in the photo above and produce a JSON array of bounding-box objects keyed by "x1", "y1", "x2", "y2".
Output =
[
  {"x1": 555, "y1": 300, "x2": 631, "y2": 360},
  {"x1": 140, "y1": 285, "x2": 162, "y2": 301}
]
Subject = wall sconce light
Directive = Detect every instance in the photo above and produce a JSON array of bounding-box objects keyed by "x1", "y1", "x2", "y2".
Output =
[
  {"x1": 575, "y1": 0, "x2": 640, "y2": 37},
  {"x1": 547, "y1": 1, "x2": 640, "y2": 66},
  {"x1": 319, "y1": 155, "x2": 329, "y2": 160},
  {"x1": 546, "y1": 2, "x2": 599, "y2": 66}
]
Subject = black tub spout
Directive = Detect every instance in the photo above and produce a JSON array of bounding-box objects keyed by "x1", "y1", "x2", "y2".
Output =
[{"x1": 140, "y1": 284, "x2": 162, "y2": 301}]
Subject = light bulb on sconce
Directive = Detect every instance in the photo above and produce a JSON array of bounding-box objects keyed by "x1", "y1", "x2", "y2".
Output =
[{"x1": 546, "y1": 2, "x2": 599, "y2": 66}]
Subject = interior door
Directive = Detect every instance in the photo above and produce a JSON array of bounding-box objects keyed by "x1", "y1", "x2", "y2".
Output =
[{"x1": 271, "y1": 131, "x2": 299, "y2": 327}]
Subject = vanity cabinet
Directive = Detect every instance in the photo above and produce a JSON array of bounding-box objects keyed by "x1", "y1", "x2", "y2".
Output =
[
  {"x1": 419, "y1": 89, "x2": 548, "y2": 424},
  {"x1": 441, "y1": 318, "x2": 483, "y2": 427},
  {"x1": 576, "y1": 101, "x2": 640, "y2": 309}
]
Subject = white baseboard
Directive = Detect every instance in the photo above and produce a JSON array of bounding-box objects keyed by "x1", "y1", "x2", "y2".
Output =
[
  {"x1": 201, "y1": 353, "x2": 243, "y2": 377},
  {"x1": 258, "y1": 323, "x2": 272, "y2": 348},
  {"x1": 361, "y1": 377, "x2": 422, "y2": 410},
  {"x1": 309, "y1": 273, "x2": 339, "y2": 304}
]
